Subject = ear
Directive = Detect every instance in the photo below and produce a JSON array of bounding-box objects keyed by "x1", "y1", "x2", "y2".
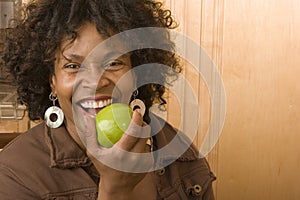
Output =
[{"x1": 50, "y1": 74, "x2": 57, "y2": 95}]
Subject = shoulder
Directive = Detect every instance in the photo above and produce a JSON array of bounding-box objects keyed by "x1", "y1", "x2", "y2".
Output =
[
  {"x1": 0, "y1": 122, "x2": 47, "y2": 152},
  {"x1": 164, "y1": 122, "x2": 216, "y2": 190},
  {"x1": 0, "y1": 123, "x2": 49, "y2": 198},
  {"x1": 153, "y1": 115, "x2": 201, "y2": 161},
  {"x1": 160, "y1": 119, "x2": 216, "y2": 180},
  {"x1": 0, "y1": 122, "x2": 49, "y2": 170},
  {"x1": 151, "y1": 116, "x2": 216, "y2": 199}
]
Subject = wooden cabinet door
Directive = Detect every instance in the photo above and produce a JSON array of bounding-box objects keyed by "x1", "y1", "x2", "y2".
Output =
[{"x1": 164, "y1": 0, "x2": 300, "y2": 199}]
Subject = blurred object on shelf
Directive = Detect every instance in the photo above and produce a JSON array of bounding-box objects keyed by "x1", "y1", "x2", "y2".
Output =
[{"x1": 0, "y1": 0, "x2": 26, "y2": 120}]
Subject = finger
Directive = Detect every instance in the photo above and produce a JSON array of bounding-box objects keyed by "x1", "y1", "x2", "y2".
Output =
[
  {"x1": 131, "y1": 108, "x2": 143, "y2": 126},
  {"x1": 116, "y1": 109, "x2": 145, "y2": 150},
  {"x1": 116, "y1": 128, "x2": 151, "y2": 153},
  {"x1": 129, "y1": 137, "x2": 148, "y2": 153},
  {"x1": 125, "y1": 123, "x2": 152, "y2": 153},
  {"x1": 125, "y1": 121, "x2": 151, "y2": 138}
]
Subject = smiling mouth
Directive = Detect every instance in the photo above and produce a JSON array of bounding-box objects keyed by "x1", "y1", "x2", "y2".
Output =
[{"x1": 78, "y1": 98, "x2": 112, "y2": 116}]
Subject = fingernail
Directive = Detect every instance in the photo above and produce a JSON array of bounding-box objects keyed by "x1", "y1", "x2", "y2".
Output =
[{"x1": 135, "y1": 108, "x2": 141, "y2": 114}]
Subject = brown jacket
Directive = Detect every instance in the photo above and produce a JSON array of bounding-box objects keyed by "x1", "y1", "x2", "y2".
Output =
[{"x1": 0, "y1": 119, "x2": 215, "y2": 199}]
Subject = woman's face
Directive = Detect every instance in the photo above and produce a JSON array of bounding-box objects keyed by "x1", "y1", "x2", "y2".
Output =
[{"x1": 51, "y1": 23, "x2": 134, "y2": 147}]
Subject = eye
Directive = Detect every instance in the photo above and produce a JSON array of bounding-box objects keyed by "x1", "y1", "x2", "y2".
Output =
[
  {"x1": 103, "y1": 60, "x2": 126, "y2": 71},
  {"x1": 63, "y1": 62, "x2": 81, "y2": 73}
]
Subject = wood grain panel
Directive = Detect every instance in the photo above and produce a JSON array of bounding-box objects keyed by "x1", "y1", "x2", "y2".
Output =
[
  {"x1": 218, "y1": 0, "x2": 300, "y2": 199},
  {"x1": 164, "y1": 0, "x2": 300, "y2": 199}
]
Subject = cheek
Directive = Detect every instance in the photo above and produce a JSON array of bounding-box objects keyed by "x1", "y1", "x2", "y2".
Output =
[
  {"x1": 114, "y1": 70, "x2": 136, "y2": 92},
  {"x1": 55, "y1": 77, "x2": 76, "y2": 122},
  {"x1": 55, "y1": 75, "x2": 76, "y2": 105},
  {"x1": 110, "y1": 70, "x2": 136, "y2": 104}
]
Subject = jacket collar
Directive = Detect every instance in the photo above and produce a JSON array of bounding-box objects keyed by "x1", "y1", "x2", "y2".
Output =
[{"x1": 44, "y1": 123, "x2": 91, "y2": 169}]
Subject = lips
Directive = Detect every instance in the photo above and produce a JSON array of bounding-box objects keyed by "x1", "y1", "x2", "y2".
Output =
[{"x1": 77, "y1": 97, "x2": 112, "y2": 116}]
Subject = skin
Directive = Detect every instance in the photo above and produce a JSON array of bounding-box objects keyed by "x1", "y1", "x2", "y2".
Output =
[{"x1": 50, "y1": 23, "x2": 156, "y2": 199}]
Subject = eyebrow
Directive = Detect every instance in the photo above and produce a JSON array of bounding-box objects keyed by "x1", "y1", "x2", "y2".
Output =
[
  {"x1": 87, "y1": 50, "x2": 130, "y2": 63},
  {"x1": 61, "y1": 48, "x2": 130, "y2": 65},
  {"x1": 63, "y1": 53, "x2": 85, "y2": 63}
]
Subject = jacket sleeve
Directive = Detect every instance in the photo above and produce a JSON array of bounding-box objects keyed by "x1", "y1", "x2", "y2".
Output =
[
  {"x1": 0, "y1": 164, "x2": 37, "y2": 200},
  {"x1": 201, "y1": 158, "x2": 216, "y2": 200},
  {"x1": 202, "y1": 177, "x2": 216, "y2": 200}
]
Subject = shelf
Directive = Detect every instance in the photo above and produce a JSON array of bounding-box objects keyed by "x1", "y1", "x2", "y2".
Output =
[{"x1": 0, "y1": 83, "x2": 26, "y2": 120}]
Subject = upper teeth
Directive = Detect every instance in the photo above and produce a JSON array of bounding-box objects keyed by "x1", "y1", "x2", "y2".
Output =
[{"x1": 81, "y1": 99, "x2": 112, "y2": 109}]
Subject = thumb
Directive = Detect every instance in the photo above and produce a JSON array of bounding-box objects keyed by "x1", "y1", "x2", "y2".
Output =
[{"x1": 131, "y1": 108, "x2": 143, "y2": 126}]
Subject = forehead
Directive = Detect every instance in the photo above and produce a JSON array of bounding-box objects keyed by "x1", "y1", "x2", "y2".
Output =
[
  {"x1": 61, "y1": 31, "x2": 133, "y2": 66},
  {"x1": 59, "y1": 23, "x2": 105, "y2": 57}
]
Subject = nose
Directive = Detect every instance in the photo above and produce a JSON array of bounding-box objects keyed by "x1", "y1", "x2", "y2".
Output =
[
  {"x1": 80, "y1": 61, "x2": 110, "y2": 89},
  {"x1": 81, "y1": 70, "x2": 110, "y2": 89},
  {"x1": 97, "y1": 73, "x2": 110, "y2": 88}
]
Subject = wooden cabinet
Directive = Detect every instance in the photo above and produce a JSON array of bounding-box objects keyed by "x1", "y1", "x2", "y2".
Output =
[{"x1": 164, "y1": 0, "x2": 300, "y2": 199}]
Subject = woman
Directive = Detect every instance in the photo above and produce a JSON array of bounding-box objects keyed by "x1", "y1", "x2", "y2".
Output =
[{"x1": 0, "y1": 0, "x2": 216, "y2": 199}]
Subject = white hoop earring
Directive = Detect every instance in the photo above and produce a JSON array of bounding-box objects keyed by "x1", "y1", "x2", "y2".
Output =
[
  {"x1": 130, "y1": 90, "x2": 146, "y2": 117},
  {"x1": 44, "y1": 93, "x2": 64, "y2": 128}
]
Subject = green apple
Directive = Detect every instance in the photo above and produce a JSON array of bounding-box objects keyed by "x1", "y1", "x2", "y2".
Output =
[{"x1": 95, "y1": 103, "x2": 133, "y2": 148}]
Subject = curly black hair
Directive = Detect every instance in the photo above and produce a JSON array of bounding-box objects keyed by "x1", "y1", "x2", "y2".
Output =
[{"x1": 2, "y1": 0, "x2": 181, "y2": 123}]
